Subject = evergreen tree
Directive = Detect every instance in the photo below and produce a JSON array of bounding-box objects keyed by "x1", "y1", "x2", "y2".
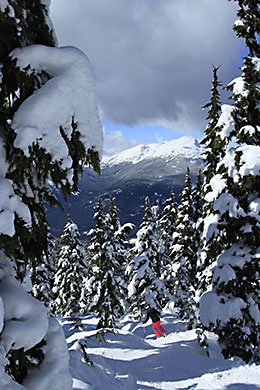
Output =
[
  {"x1": 0, "y1": 0, "x2": 55, "y2": 279},
  {"x1": 200, "y1": 0, "x2": 260, "y2": 363},
  {"x1": 198, "y1": 66, "x2": 226, "y2": 295},
  {"x1": 0, "y1": 2, "x2": 102, "y2": 386},
  {"x1": 188, "y1": 170, "x2": 204, "y2": 329},
  {"x1": 0, "y1": 1, "x2": 101, "y2": 279},
  {"x1": 170, "y1": 168, "x2": 198, "y2": 324},
  {"x1": 127, "y1": 197, "x2": 170, "y2": 319},
  {"x1": 158, "y1": 191, "x2": 178, "y2": 276},
  {"x1": 192, "y1": 170, "x2": 204, "y2": 242},
  {"x1": 159, "y1": 191, "x2": 178, "y2": 250},
  {"x1": 230, "y1": 0, "x2": 260, "y2": 58},
  {"x1": 108, "y1": 195, "x2": 134, "y2": 261},
  {"x1": 30, "y1": 230, "x2": 57, "y2": 312},
  {"x1": 108, "y1": 195, "x2": 134, "y2": 301},
  {"x1": 83, "y1": 198, "x2": 125, "y2": 329},
  {"x1": 52, "y1": 215, "x2": 86, "y2": 328},
  {"x1": 109, "y1": 195, "x2": 121, "y2": 232},
  {"x1": 200, "y1": 65, "x2": 226, "y2": 186}
]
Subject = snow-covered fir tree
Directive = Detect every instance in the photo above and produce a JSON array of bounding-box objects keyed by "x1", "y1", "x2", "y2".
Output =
[
  {"x1": 192, "y1": 170, "x2": 204, "y2": 253},
  {"x1": 170, "y1": 168, "x2": 202, "y2": 327},
  {"x1": 200, "y1": 0, "x2": 260, "y2": 363},
  {"x1": 188, "y1": 170, "x2": 204, "y2": 329},
  {"x1": 0, "y1": 1, "x2": 102, "y2": 387},
  {"x1": 200, "y1": 65, "x2": 226, "y2": 183},
  {"x1": 127, "y1": 197, "x2": 170, "y2": 319},
  {"x1": 109, "y1": 196, "x2": 135, "y2": 244},
  {"x1": 83, "y1": 198, "x2": 126, "y2": 329},
  {"x1": 158, "y1": 191, "x2": 178, "y2": 277},
  {"x1": 52, "y1": 215, "x2": 86, "y2": 328},
  {"x1": 0, "y1": 0, "x2": 55, "y2": 281},
  {"x1": 30, "y1": 230, "x2": 57, "y2": 312},
  {"x1": 198, "y1": 66, "x2": 227, "y2": 295},
  {"x1": 108, "y1": 195, "x2": 134, "y2": 299},
  {"x1": 109, "y1": 195, "x2": 121, "y2": 232}
]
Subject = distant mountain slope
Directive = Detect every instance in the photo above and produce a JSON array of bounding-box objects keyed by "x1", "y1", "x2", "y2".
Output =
[
  {"x1": 47, "y1": 136, "x2": 203, "y2": 237},
  {"x1": 103, "y1": 136, "x2": 201, "y2": 166}
]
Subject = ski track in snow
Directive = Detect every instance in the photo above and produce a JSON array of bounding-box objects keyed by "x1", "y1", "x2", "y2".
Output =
[{"x1": 61, "y1": 311, "x2": 260, "y2": 390}]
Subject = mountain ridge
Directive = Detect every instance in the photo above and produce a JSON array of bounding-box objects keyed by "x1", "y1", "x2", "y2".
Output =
[
  {"x1": 47, "y1": 136, "x2": 203, "y2": 237},
  {"x1": 102, "y1": 136, "x2": 201, "y2": 166}
]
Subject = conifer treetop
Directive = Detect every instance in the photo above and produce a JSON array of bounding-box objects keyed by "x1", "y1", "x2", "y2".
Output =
[{"x1": 230, "y1": 0, "x2": 260, "y2": 57}]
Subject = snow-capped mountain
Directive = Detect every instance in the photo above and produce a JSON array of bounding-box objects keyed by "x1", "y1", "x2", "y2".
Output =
[
  {"x1": 47, "y1": 136, "x2": 203, "y2": 236},
  {"x1": 102, "y1": 136, "x2": 201, "y2": 166}
]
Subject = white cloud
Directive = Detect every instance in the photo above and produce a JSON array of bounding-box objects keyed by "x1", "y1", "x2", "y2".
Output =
[
  {"x1": 50, "y1": 0, "x2": 243, "y2": 133},
  {"x1": 103, "y1": 128, "x2": 137, "y2": 156}
]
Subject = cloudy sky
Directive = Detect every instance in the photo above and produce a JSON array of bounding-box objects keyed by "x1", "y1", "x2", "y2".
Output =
[{"x1": 50, "y1": 0, "x2": 244, "y2": 154}]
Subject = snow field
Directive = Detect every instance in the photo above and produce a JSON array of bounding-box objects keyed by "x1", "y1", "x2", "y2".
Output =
[{"x1": 61, "y1": 310, "x2": 260, "y2": 390}]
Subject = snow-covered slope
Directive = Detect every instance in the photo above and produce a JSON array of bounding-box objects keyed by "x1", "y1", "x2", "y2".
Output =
[
  {"x1": 62, "y1": 308, "x2": 260, "y2": 390},
  {"x1": 102, "y1": 136, "x2": 201, "y2": 166}
]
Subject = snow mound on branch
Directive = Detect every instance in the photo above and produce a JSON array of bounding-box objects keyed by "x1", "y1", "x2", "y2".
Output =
[
  {"x1": 217, "y1": 244, "x2": 252, "y2": 269},
  {"x1": 249, "y1": 198, "x2": 260, "y2": 222},
  {"x1": 23, "y1": 318, "x2": 72, "y2": 390},
  {"x1": 0, "y1": 141, "x2": 31, "y2": 236},
  {"x1": 217, "y1": 104, "x2": 236, "y2": 139},
  {"x1": 220, "y1": 145, "x2": 260, "y2": 181},
  {"x1": 200, "y1": 291, "x2": 247, "y2": 327},
  {"x1": 0, "y1": 251, "x2": 73, "y2": 389},
  {"x1": 0, "y1": 177, "x2": 31, "y2": 236},
  {"x1": 236, "y1": 145, "x2": 260, "y2": 177},
  {"x1": 0, "y1": 252, "x2": 48, "y2": 352},
  {"x1": 204, "y1": 145, "x2": 260, "y2": 209},
  {"x1": 0, "y1": 0, "x2": 15, "y2": 16},
  {"x1": 0, "y1": 366, "x2": 24, "y2": 390},
  {"x1": 205, "y1": 174, "x2": 226, "y2": 202},
  {"x1": 214, "y1": 193, "x2": 246, "y2": 218},
  {"x1": 10, "y1": 44, "x2": 103, "y2": 170}
]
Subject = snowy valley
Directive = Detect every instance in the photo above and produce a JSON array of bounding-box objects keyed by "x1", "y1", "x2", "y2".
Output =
[{"x1": 47, "y1": 136, "x2": 203, "y2": 237}]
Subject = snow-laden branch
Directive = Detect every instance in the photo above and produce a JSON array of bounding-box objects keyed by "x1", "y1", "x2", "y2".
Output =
[
  {"x1": 0, "y1": 142, "x2": 31, "y2": 236},
  {"x1": 0, "y1": 251, "x2": 72, "y2": 389},
  {"x1": 0, "y1": 251, "x2": 48, "y2": 353},
  {"x1": 10, "y1": 44, "x2": 103, "y2": 169}
]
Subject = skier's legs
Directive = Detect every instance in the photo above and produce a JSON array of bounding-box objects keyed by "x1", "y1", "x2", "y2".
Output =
[
  {"x1": 152, "y1": 322, "x2": 161, "y2": 337},
  {"x1": 157, "y1": 320, "x2": 166, "y2": 336}
]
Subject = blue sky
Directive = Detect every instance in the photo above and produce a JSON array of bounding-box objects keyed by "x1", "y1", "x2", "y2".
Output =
[
  {"x1": 103, "y1": 121, "x2": 203, "y2": 143},
  {"x1": 50, "y1": 0, "x2": 244, "y2": 154},
  {"x1": 102, "y1": 121, "x2": 205, "y2": 156}
]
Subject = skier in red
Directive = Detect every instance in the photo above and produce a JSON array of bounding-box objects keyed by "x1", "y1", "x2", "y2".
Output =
[{"x1": 143, "y1": 305, "x2": 166, "y2": 338}]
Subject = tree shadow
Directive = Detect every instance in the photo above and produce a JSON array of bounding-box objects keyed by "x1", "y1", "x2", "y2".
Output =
[{"x1": 224, "y1": 385, "x2": 260, "y2": 390}]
